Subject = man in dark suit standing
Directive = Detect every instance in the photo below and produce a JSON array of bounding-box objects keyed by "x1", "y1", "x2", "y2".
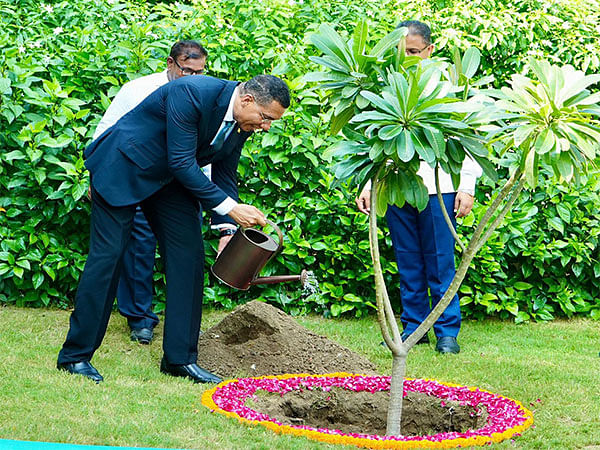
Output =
[{"x1": 57, "y1": 74, "x2": 290, "y2": 383}]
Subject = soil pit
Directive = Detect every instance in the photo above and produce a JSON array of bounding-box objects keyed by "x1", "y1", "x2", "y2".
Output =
[
  {"x1": 247, "y1": 387, "x2": 489, "y2": 436},
  {"x1": 198, "y1": 300, "x2": 377, "y2": 378}
]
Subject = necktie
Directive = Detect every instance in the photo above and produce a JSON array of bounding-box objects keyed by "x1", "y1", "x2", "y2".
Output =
[{"x1": 211, "y1": 121, "x2": 235, "y2": 152}]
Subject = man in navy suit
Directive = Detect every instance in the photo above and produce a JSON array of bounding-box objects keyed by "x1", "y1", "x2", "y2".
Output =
[{"x1": 57, "y1": 74, "x2": 290, "y2": 383}]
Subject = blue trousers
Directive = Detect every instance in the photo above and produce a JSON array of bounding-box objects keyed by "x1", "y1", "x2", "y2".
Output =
[
  {"x1": 116, "y1": 207, "x2": 159, "y2": 331},
  {"x1": 385, "y1": 193, "x2": 461, "y2": 338}
]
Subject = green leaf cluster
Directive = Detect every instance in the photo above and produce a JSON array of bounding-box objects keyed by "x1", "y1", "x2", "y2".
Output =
[
  {"x1": 308, "y1": 21, "x2": 493, "y2": 214},
  {"x1": 462, "y1": 171, "x2": 600, "y2": 322},
  {"x1": 3, "y1": 0, "x2": 600, "y2": 322}
]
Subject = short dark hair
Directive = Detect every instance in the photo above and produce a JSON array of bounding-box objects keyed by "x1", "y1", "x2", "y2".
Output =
[
  {"x1": 396, "y1": 20, "x2": 431, "y2": 46},
  {"x1": 241, "y1": 75, "x2": 290, "y2": 108},
  {"x1": 169, "y1": 40, "x2": 208, "y2": 61}
]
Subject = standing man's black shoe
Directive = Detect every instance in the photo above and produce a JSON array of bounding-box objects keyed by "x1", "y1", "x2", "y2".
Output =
[
  {"x1": 57, "y1": 361, "x2": 103, "y2": 383},
  {"x1": 160, "y1": 357, "x2": 222, "y2": 384},
  {"x1": 130, "y1": 327, "x2": 153, "y2": 344},
  {"x1": 435, "y1": 336, "x2": 460, "y2": 354}
]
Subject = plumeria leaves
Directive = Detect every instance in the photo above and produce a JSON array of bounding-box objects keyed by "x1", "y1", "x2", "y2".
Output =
[
  {"x1": 308, "y1": 20, "x2": 600, "y2": 210},
  {"x1": 491, "y1": 57, "x2": 600, "y2": 188}
]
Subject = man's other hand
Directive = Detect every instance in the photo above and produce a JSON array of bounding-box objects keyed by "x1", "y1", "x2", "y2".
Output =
[
  {"x1": 355, "y1": 187, "x2": 371, "y2": 214},
  {"x1": 217, "y1": 235, "x2": 233, "y2": 256},
  {"x1": 228, "y1": 204, "x2": 267, "y2": 228},
  {"x1": 454, "y1": 192, "x2": 474, "y2": 218}
]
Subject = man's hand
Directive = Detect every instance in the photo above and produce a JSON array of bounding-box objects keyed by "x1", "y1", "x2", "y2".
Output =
[
  {"x1": 355, "y1": 187, "x2": 371, "y2": 215},
  {"x1": 228, "y1": 204, "x2": 266, "y2": 228},
  {"x1": 454, "y1": 192, "x2": 474, "y2": 218},
  {"x1": 217, "y1": 235, "x2": 233, "y2": 256}
]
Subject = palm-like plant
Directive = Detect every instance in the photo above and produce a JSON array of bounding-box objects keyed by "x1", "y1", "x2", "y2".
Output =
[{"x1": 307, "y1": 20, "x2": 600, "y2": 436}]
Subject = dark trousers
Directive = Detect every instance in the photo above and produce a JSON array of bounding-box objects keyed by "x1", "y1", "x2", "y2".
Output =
[
  {"x1": 385, "y1": 193, "x2": 461, "y2": 338},
  {"x1": 116, "y1": 207, "x2": 159, "y2": 331},
  {"x1": 58, "y1": 181, "x2": 204, "y2": 365}
]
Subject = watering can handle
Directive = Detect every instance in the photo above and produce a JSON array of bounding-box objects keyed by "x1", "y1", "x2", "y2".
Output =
[{"x1": 265, "y1": 219, "x2": 284, "y2": 252}]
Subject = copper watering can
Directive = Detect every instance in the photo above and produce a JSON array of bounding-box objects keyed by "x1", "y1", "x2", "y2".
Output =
[{"x1": 211, "y1": 219, "x2": 308, "y2": 290}]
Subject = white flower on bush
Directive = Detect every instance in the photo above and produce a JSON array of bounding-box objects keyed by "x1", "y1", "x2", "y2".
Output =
[
  {"x1": 41, "y1": 4, "x2": 53, "y2": 13},
  {"x1": 53, "y1": 26, "x2": 63, "y2": 35},
  {"x1": 42, "y1": 55, "x2": 51, "y2": 65},
  {"x1": 119, "y1": 23, "x2": 128, "y2": 30},
  {"x1": 18, "y1": 45, "x2": 26, "y2": 53}
]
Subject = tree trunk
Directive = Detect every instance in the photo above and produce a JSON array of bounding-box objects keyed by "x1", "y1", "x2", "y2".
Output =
[
  {"x1": 369, "y1": 171, "x2": 526, "y2": 437},
  {"x1": 387, "y1": 353, "x2": 408, "y2": 435}
]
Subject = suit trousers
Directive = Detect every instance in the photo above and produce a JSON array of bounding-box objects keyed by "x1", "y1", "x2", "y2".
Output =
[
  {"x1": 116, "y1": 207, "x2": 159, "y2": 331},
  {"x1": 385, "y1": 193, "x2": 461, "y2": 338},
  {"x1": 58, "y1": 181, "x2": 204, "y2": 365}
]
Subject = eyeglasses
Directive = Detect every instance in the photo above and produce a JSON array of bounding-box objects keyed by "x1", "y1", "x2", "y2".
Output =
[
  {"x1": 406, "y1": 45, "x2": 430, "y2": 56},
  {"x1": 258, "y1": 110, "x2": 274, "y2": 124},
  {"x1": 173, "y1": 59, "x2": 204, "y2": 76}
]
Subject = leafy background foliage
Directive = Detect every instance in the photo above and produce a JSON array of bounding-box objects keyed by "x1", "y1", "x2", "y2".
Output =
[{"x1": 1, "y1": 0, "x2": 599, "y2": 321}]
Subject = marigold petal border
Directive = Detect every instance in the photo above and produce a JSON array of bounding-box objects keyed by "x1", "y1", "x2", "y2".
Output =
[{"x1": 201, "y1": 373, "x2": 534, "y2": 449}]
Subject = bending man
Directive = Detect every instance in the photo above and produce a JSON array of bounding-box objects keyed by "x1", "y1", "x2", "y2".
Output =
[
  {"x1": 58, "y1": 74, "x2": 290, "y2": 383},
  {"x1": 92, "y1": 40, "x2": 211, "y2": 346}
]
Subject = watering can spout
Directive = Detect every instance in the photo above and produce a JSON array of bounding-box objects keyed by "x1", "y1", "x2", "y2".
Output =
[{"x1": 249, "y1": 270, "x2": 309, "y2": 286}]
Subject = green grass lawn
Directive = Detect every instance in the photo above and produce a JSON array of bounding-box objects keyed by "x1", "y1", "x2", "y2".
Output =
[{"x1": 0, "y1": 305, "x2": 598, "y2": 449}]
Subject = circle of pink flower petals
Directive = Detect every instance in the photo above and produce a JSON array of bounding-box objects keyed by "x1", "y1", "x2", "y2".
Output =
[{"x1": 209, "y1": 374, "x2": 532, "y2": 445}]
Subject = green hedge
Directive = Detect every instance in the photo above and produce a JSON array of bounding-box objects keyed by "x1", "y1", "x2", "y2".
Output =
[{"x1": 1, "y1": 0, "x2": 599, "y2": 321}]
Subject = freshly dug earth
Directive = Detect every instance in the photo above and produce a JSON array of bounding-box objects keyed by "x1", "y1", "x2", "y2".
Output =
[
  {"x1": 199, "y1": 301, "x2": 488, "y2": 436},
  {"x1": 248, "y1": 387, "x2": 489, "y2": 436},
  {"x1": 198, "y1": 300, "x2": 377, "y2": 378}
]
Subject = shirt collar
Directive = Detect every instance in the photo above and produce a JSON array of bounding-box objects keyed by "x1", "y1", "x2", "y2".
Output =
[{"x1": 224, "y1": 85, "x2": 238, "y2": 123}]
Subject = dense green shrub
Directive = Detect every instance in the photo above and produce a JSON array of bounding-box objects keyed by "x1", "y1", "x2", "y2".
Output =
[{"x1": 1, "y1": 0, "x2": 599, "y2": 320}]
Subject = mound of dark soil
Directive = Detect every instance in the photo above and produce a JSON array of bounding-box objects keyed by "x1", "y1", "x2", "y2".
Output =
[
  {"x1": 199, "y1": 301, "x2": 488, "y2": 437},
  {"x1": 248, "y1": 387, "x2": 489, "y2": 436},
  {"x1": 198, "y1": 300, "x2": 377, "y2": 378}
]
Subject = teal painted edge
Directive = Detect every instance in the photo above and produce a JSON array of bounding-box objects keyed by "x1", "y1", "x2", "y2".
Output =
[{"x1": 0, "y1": 440, "x2": 185, "y2": 450}]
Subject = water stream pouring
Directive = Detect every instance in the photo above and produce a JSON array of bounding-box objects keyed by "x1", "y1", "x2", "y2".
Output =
[{"x1": 211, "y1": 219, "x2": 308, "y2": 290}]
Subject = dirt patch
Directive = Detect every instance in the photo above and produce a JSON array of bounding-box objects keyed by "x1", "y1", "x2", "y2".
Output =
[
  {"x1": 198, "y1": 300, "x2": 377, "y2": 378},
  {"x1": 200, "y1": 301, "x2": 488, "y2": 436},
  {"x1": 248, "y1": 387, "x2": 489, "y2": 436}
]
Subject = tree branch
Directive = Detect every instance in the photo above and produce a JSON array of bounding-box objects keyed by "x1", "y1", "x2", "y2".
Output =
[
  {"x1": 435, "y1": 164, "x2": 466, "y2": 252},
  {"x1": 369, "y1": 173, "x2": 402, "y2": 353}
]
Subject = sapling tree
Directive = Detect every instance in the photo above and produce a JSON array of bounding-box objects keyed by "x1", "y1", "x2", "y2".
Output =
[{"x1": 307, "y1": 21, "x2": 600, "y2": 435}]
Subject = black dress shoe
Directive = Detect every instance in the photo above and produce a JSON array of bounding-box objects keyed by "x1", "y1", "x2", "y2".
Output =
[
  {"x1": 130, "y1": 327, "x2": 153, "y2": 344},
  {"x1": 436, "y1": 336, "x2": 460, "y2": 354},
  {"x1": 57, "y1": 361, "x2": 103, "y2": 383},
  {"x1": 160, "y1": 357, "x2": 222, "y2": 384}
]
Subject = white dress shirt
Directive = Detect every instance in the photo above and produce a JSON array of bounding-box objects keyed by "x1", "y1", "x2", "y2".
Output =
[
  {"x1": 208, "y1": 86, "x2": 239, "y2": 217},
  {"x1": 93, "y1": 72, "x2": 169, "y2": 139},
  {"x1": 365, "y1": 156, "x2": 482, "y2": 196}
]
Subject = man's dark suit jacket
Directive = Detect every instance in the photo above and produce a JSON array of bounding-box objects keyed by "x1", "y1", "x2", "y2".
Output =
[{"x1": 84, "y1": 75, "x2": 251, "y2": 225}]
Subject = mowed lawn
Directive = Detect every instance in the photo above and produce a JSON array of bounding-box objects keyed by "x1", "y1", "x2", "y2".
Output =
[{"x1": 0, "y1": 305, "x2": 598, "y2": 449}]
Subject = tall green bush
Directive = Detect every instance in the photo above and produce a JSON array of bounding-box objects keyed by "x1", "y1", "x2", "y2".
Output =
[{"x1": 1, "y1": 0, "x2": 599, "y2": 320}]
